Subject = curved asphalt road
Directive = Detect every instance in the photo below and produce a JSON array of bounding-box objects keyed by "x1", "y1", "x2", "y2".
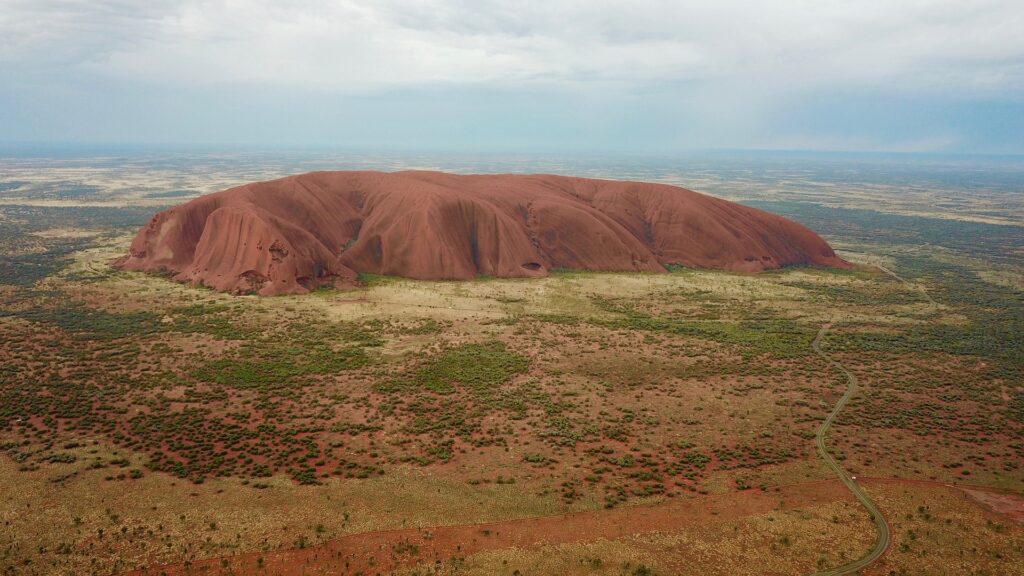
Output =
[{"x1": 808, "y1": 323, "x2": 891, "y2": 575}]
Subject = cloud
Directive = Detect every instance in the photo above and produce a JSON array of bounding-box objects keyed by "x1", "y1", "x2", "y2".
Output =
[
  {"x1": 1, "y1": 0, "x2": 1022, "y2": 152},
  {"x1": 3, "y1": 0, "x2": 1022, "y2": 95}
]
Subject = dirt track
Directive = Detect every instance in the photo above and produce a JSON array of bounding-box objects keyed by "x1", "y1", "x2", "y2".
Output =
[
  {"x1": 120, "y1": 479, "x2": 850, "y2": 576},
  {"x1": 118, "y1": 477, "x2": 1022, "y2": 576}
]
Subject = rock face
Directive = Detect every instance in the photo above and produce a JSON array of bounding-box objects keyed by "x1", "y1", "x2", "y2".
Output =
[{"x1": 117, "y1": 171, "x2": 849, "y2": 295}]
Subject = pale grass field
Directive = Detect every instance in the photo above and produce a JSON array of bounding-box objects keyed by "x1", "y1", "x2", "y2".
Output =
[
  {"x1": 0, "y1": 454, "x2": 573, "y2": 575},
  {"x1": 398, "y1": 497, "x2": 876, "y2": 576},
  {"x1": 398, "y1": 482, "x2": 1024, "y2": 576},
  {"x1": 53, "y1": 236, "x2": 942, "y2": 331}
]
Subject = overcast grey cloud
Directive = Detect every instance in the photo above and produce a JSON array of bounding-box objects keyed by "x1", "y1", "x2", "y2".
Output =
[{"x1": 1, "y1": 0, "x2": 1023, "y2": 152}]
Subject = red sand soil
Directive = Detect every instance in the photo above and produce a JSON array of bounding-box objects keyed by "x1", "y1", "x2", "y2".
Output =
[
  {"x1": 120, "y1": 479, "x2": 853, "y2": 576},
  {"x1": 119, "y1": 478, "x2": 1018, "y2": 576},
  {"x1": 117, "y1": 171, "x2": 849, "y2": 295},
  {"x1": 962, "y1": 487, "x2": 1024, "y2": 523}
]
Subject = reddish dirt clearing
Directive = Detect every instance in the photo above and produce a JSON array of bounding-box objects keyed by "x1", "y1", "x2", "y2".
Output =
[
  {"x1": 962, "y1": 487, "x2": 1024, "y2": 523},
  {"x1": 121, "y1": 477, "x2": 1021, "y2": 576},
  {"x1": 122, "y1": 478, "x2": 845, "y2": 576}
]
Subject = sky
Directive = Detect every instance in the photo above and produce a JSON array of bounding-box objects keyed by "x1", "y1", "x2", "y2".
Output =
[{"x1": 1, "y1": 0, "x2": 1023, "y2": 154}]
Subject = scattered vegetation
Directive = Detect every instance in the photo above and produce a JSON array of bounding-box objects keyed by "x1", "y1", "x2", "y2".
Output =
[{"x1": 0, "y1": 190, "x2": 1021, "y2": 575}]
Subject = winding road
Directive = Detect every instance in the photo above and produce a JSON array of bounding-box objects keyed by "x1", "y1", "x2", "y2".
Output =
[
  {"x1": 804, "y1": 259, "x2": 942, "y2": 574},
  {"x1": 120, "y1": 261, "x2": 956, "y2": 576},
  {"x1": 808, "y1": 323, "x2": 891, "y2": 575},
  {"x1": 118, "y1": 275, "x2": 1003, "y2": 576}
]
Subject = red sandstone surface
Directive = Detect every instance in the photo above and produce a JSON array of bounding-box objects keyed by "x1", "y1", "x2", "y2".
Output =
[{"x1": 117, "y1": 171, "x2": 848, "y2": 295}]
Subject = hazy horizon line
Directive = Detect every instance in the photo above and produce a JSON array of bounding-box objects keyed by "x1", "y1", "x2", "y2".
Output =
[{"x1": 3, "y1": 140, "x2": 1023, "y2": 161}]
